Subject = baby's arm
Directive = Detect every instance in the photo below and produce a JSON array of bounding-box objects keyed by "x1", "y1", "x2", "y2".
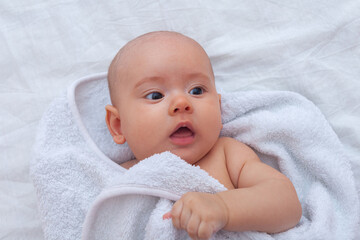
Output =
[
  {"x1": 216, "y1": 138, "x2": 302, "y2": 233},
  {"x1": 166, "y1": 137, "x2": 302, "y2": 239}
]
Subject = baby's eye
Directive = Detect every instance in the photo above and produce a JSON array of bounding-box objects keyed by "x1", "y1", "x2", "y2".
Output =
[
  {"x1": 145, "y1": 92, "x2": 164, "y2": 100},
  {"x1": 189, "y1": 87, "x2": 203, "y2": 95}
]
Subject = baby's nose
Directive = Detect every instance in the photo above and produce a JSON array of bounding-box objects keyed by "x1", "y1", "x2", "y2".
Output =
[{"x1": 169, "y1": 95, "x2": 193, "y2": 115}]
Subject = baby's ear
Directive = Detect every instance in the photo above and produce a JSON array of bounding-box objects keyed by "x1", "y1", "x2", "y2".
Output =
[{"x1": 105, "y1": 105, "x2": 126, "y2": 144}]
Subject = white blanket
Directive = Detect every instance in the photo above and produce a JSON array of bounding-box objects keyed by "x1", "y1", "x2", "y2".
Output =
[{"x1": 31, "y1": 73, "x2": 359, "y2": 239}]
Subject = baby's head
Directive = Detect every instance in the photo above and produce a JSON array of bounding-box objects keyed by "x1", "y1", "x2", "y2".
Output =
[{"x1": 106, "y1": 31, "x2": 222, "y2": 164}]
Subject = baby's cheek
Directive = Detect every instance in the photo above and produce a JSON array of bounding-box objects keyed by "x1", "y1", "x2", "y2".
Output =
[{"x1": 202, "y1": 108, "x2": 222, "y2": 131}]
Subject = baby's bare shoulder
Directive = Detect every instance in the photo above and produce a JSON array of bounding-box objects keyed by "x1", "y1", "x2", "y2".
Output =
[
  {"x1": 207, "y1": 137, "x2": 258, "y2": 166},
  {"x1": 217, "y1": 137, "x2": 254, "y2": 152},
  {"x1": 218, "y1": 137, "x2": 260, "y2": 165},
  {"x1": 214, "y1": 137, "x2": 259, "y2": 164},
  {"x1": 216, "y1": 137, "x2": 261, "y2": 188},
  {"x1": 215, "y1": 136, "x2": 238, "y2": 147}
]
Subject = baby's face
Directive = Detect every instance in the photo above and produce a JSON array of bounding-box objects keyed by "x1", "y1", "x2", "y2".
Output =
[{"x1": 110, "y1": 35, "x2": 222, "y2": 164}]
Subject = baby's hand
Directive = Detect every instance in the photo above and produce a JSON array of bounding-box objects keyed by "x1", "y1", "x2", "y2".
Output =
[{"x1": 163, "y1": 192, "x2": 229, "y2": 240}]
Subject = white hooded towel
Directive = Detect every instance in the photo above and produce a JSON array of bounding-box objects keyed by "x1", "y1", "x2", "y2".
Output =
[{"x1": 31, "y1": 73, "x2": 359, "y2": 239}]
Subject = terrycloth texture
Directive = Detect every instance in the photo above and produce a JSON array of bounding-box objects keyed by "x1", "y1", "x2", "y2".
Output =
[{"x1": 31, "y1": 73, "x2": 359, "y2": 240}]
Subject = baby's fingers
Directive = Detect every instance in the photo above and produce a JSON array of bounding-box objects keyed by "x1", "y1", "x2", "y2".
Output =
[
  {"x1": 170, "y1": 200, "x2": 183, "y2": 229},
  {"x1": 186, "y1": 214, "x2": 201, "y2": 240},
  {"x1": 180, "y1": 207, "x2": 192, "y2": 230},
  {"x1": 197, "y1": 221, "x2": 214, "y2": 240},
  {"x1": 162, "y1": 212, "x2": 172, "y2": 220}
]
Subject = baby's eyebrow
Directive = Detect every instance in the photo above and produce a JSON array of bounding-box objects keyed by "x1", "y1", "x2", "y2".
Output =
[
  {"x1": 186, "y1": 72, "x2": 212, "y2": 81},
  {"x1": 134, "y1": 72, "x2": 212, "y2": 89},
  {"x1": 134, "y1": 76, "x2": 165, "y2": 89}
]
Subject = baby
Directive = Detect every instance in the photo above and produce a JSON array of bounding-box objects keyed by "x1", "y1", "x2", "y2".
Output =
[{"x1": 105, "y1": 31, "x2": 302, "y2": 239}]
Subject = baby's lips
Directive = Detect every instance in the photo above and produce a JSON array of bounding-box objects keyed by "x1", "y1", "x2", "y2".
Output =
[
  {"x1": 171, "y1": 126, "x2": 194, "y2": 138},
  {"x1": 171, "y1": 121, "x2": 194, "y2": 136}
]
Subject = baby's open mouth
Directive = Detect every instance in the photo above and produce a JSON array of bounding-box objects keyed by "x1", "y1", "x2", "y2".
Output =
[
  {"x1": 171, "y1": 126, "x2": 194, "y2": 138},
  {"x1": 170, "y1": 124, "x2": 195, "y2": 146}
]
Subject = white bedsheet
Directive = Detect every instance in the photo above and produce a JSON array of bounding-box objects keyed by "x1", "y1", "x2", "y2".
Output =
[{"x1": 1, "y1": 0, "x2": 359, "y2": 239}]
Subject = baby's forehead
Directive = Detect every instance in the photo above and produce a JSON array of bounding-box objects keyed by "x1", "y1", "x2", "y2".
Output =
[
  {"x1": 114, "y1": 33, "x2": 207, "y2": 74},
  {"x1": 109, "y1": 32, "x2": 214, "y2": 99}
]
